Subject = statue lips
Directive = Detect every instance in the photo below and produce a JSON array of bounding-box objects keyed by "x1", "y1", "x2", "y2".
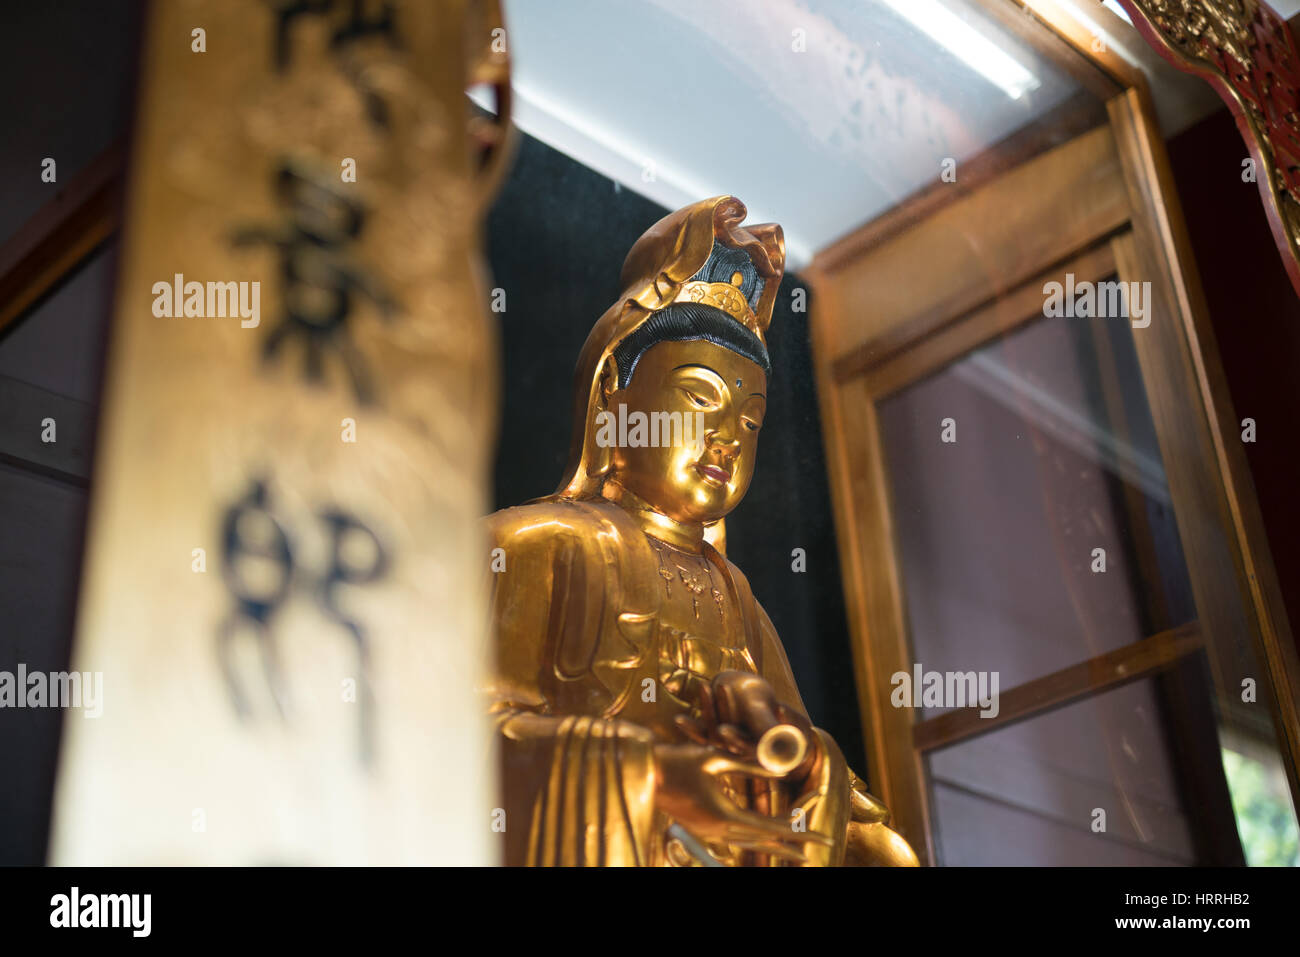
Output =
[{"x1": 695, "y1": 463, "x2": 731, "y2": 487}]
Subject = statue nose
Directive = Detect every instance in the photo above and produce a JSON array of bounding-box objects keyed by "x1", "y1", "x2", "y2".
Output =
[{"x1": 705, "y1": 429, "x2": 740, "y2": 455}]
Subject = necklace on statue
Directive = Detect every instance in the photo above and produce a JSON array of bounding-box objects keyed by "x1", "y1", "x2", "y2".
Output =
[{"x1": 648, "y1": 536, "x2": 725, "y2": 623}]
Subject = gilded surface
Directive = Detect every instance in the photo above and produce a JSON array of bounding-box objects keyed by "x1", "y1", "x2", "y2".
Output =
[{"x1": 487, "y1": 197, "x2": 918, "y2": 866}]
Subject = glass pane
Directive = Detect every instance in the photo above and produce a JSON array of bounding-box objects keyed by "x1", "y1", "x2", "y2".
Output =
[
  {"x1": 928, "y1": 680, "x2": 1197, "y2": 865},
  {"x1": 878, "y1": 299, "x2": 1194, "y2": 700},
  {"x1": 877, "y1": 289, "x2": 1300, "y2": 864}
]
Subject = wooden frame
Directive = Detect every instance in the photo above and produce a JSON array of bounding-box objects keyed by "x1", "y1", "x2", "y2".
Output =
[
  {"x1": 805, "y1": 0, "x2": 1300, "y2": 864},
  {"x1": 0, "y1": 143, "x2": 123, "y2": 336}
]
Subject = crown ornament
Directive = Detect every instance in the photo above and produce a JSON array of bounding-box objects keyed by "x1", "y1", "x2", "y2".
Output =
[
  {"x1": 620, "y1": 195, "x2": 785, "y2": 348},
  {"x1": 671, "y1": 241, "x2": 767, "y2": 338}
]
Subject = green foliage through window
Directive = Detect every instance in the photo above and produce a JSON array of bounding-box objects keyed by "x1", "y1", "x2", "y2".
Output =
[{"x1": 1222, "y1": 748, "x2": 1300, "y2": 867}]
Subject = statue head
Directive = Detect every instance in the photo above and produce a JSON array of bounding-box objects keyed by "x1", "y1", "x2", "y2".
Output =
[
  {"x1": 605, "y1": 312, "x2": 769, "y2": 525},
  {"x1": 548, "y1": 196, "x2": 785, "y2": 537}
]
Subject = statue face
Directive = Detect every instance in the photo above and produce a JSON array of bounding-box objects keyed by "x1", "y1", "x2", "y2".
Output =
[{"x1": 609, "y1": 338, "x2": 767, "y2": 525}]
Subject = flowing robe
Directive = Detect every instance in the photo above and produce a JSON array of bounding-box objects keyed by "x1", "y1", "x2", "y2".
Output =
[{"x1": 487, "y1": 498, "x2": 915, "y2": 866}]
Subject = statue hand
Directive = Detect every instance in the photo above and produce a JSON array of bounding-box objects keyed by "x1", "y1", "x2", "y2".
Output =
[
  {"x1": 677, "y1": 671, "x2": 821, "y2": 780},
  {"x1": 652, "y1": 742, "x2": 831, "y2": 864}
]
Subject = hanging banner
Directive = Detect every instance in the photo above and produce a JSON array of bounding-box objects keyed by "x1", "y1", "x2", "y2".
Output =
[{"x1": 51, "y1": 0, "x2": 511, "y2": 864}]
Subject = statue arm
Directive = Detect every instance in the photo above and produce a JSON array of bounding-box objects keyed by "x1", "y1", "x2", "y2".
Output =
[{"x1": 487, "y1": 506, "x2": 660, "y2": 865}]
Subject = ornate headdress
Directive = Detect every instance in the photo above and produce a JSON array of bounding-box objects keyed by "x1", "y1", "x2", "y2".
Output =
[{"x1": 549, "y1": 195, "x2": 785, "y2": 504}]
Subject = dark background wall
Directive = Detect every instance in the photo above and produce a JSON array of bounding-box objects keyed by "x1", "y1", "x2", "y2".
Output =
[{"x1": 485, "y1": 133, "x2": 866, "y2": 771}]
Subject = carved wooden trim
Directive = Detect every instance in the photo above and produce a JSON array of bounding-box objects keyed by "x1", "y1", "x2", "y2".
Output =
[{"x1": 1116, "y1": 0, "x2": 1300, "y2": 297}]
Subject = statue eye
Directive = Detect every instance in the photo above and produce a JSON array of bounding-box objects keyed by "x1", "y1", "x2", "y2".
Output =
[
  {"x1": 682, "y1": 389, "x2": 710, "y2": 408},
  {"x1": 743, "y1": 419, "x2": 761, "y2": 432}
]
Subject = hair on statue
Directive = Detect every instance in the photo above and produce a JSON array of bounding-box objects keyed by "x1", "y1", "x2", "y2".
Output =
[{"x1": 610, "y1": 302, "x2": 772, "y2": 389}]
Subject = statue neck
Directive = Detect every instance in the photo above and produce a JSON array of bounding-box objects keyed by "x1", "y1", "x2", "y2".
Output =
[{"x1": 601, "y1": 479, "x2": 705, "y2": 552}]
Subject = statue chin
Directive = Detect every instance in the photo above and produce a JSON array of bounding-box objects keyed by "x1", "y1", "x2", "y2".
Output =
[{"x1": 610, "y1": 473, "x2": 737, "y2": 528}]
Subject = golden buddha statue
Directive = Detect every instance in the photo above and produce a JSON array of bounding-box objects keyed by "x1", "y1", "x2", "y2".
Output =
[{"x1": 487, "y1": 195, "x2": 918, "y2": 867}]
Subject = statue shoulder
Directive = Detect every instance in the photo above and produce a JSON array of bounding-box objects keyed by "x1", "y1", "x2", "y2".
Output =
[
  {"x1": 718, "y1": 552, "x2": 752, "y2": 589},
  {"x1": 711, "y1": 549, "x2": 759, "y2": 606},
  {"x1": 713, "y1": 556, "x2": 782, "y2": 642},
  {"x1": 486, "y1": 499, "x2": 634, "y2": 552}
]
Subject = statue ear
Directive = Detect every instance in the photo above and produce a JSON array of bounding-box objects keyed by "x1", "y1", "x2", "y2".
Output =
[
  {"x1": 597, "y1": 354, "x2": 619, "y2": 409},
  {"x1": 584, "y1": 354, "x2": 620, "y2": 487}
]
